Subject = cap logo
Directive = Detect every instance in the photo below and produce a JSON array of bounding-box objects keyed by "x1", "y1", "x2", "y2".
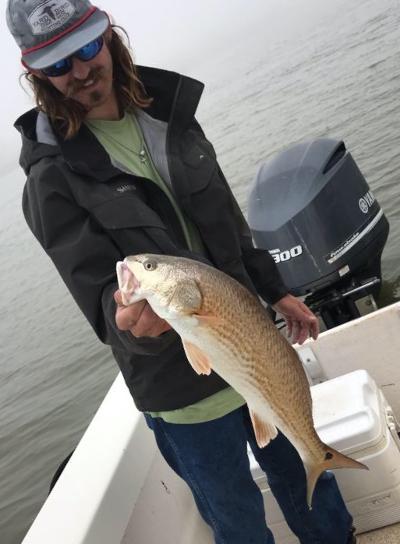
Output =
[{"x1": 28, "y1": 0, "x2": 76, "y2": 35}]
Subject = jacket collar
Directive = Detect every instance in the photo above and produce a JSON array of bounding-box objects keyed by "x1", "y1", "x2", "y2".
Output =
[
  {"x1": 15, "y1": 66, "x2": 204, "y2": 180},
  {"x1": 137, "y1": 66, "x2": 204, "y2": 127}
]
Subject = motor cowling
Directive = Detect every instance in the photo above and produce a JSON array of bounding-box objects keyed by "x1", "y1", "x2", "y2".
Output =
[{"x1": 247, "y1": 139, "x2": 389, "y2": 328}]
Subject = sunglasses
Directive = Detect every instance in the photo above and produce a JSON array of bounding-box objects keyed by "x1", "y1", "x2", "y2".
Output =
[{"x1": 41, "y1": 36, "x2": 104, "y2": 78}]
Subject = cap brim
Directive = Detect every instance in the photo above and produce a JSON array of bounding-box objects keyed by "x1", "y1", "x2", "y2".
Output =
[{"x1": 22, "y1": 10, "x2": 109, "y2": 70}]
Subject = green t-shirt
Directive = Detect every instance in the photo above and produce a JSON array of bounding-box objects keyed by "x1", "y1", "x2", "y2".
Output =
[
  {"x1": 85, "y1": 112, "x2": 204, "y2": 254},
  {"x1": 86, "y1": 112, "x2": 246, "y2": 423}
]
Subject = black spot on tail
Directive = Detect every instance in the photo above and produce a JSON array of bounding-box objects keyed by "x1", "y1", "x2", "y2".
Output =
[{"x1": 325, "y1": 452, "x2": 333, "y2": 460}]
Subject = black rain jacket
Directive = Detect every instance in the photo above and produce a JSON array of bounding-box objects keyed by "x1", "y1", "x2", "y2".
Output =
[{"x1": 15, "y1": 66, "x2": 288, "y2": 412}]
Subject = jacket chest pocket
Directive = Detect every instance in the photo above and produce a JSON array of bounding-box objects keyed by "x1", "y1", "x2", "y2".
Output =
[
  {"x1": 89, "y1": 196, "x2": 174, "y2": 255},
  {"x1": 180, "y1": 132, "x2": 218, "y2": 193}
]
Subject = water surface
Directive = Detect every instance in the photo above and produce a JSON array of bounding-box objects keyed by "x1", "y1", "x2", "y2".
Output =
[{"x1": 1, "y1": 1, "x2": 399, "y2": 541}]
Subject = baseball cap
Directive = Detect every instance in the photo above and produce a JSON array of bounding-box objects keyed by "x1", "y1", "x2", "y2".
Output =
[{"x1": 6, "y1": 0, "x2": 109, "y2": 69}]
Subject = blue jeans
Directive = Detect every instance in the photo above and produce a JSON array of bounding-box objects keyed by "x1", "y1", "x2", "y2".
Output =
[{"x1": 145, "y1": 406, "x2": 353, "y2": 544}]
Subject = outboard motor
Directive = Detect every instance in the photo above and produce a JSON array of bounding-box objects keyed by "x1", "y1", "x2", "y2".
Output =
[{"x1": 247, "y1": 139, "x2": 389, "y2": 330}]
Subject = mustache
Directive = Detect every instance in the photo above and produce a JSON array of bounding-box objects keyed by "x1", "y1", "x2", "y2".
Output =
[{"x1": 65, "y1": 67, "x2": 103, "y2": 97}]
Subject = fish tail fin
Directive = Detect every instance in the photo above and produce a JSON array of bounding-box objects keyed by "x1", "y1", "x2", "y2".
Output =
[{"x1": 305, "y1": 446, "x2": 368, "y2": 510}]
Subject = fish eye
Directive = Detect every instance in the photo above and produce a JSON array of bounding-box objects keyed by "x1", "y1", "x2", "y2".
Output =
[{"x1": 143, "y1": 259, "x2": 157, "y2": 271}]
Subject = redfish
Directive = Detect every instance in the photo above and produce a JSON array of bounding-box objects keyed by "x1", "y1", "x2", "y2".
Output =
[{"x1": 116, "y1": 254, "x2": 367, "y2": 508}]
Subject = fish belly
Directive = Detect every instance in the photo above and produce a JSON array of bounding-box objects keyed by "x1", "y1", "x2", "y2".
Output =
[{"x1": 175, "y1": 320, "x2": 279, "y2": 428}]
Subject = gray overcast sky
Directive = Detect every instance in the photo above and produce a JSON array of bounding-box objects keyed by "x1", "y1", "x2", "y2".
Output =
[{"x1": 1, "y1": 0, "x2": 331, "y2": 174}]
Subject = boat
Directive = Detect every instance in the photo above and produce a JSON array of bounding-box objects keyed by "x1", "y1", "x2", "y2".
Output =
[{"x1": 20, "y1": 139, "x2": 400, "y2": 543}]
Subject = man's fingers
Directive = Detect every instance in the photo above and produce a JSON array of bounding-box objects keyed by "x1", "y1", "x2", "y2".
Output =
[
  {"x1": 115, "y1": 300, "x2": 171, "y2": 337},
  {"x1": 303, "y1": 312, "x2": 320, "y2": 340},
  {"x1": 289, "y1": 320, "x2": 308, "y2": 345},
  {"x1": 114, "y1": 289, "x2": 124, "y2": 306},
  {"x1": 286, "y1": 317, "x2": 293, "y2": 338},
  {"x1": 297, "y1": 322, "x2": 310, "y2": 345},
  {"x1": 310, "y1": 317, "x2": 320, "y2": 340},
  {"x1": 133, "y1": 318, "x2": 171, "y2": 338},
  {"x1": 290, "y1": 317, "x2": 319, "y2": 345},
  {"x1": 115, "y1": 299, "x2": 146, "y2": 331},
  {"x1": 134, "y1": 304, "x2": 171, "y2": 337},
  {"x1": 290, "y1": 321, "x2": 301, "y2": 344},
  {"x1": 131, "y1": 304, "x2": 160, "y2": 337},
  {"x1": 274, "y1": 294, "x2": 320, "y2": 343}
]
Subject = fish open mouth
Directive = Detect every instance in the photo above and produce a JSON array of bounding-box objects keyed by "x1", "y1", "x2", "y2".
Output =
[{"x1": 116, "y1": 260, "x2": 140, "y2": 305}]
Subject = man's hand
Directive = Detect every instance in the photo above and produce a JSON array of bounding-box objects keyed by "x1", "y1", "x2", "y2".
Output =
[
  {"x1": 272, "y1": 294, "x2": 319, "y2": 345},
  {"x1": 114, "y1": 290, "x2": 171, "y2": 337}
]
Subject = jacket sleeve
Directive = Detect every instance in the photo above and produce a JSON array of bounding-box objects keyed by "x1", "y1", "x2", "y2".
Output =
[
  {"x1": 22, "y1": 160, "x2": 181, "y2": 355},
  {"x1": 218, "y1": 165, "x2": 288, "y2": 305},
  {"x1": 192, "y1": 119, "x2": 288, "y2": 305}
]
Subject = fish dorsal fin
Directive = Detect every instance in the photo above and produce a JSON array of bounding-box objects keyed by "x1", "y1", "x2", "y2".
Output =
[
  {"x1": 249, "y1": 410, "x2": 278, "y2": 448},
  {"x1": 182, "y1": 340, "x2": 212, "y2": 376}
]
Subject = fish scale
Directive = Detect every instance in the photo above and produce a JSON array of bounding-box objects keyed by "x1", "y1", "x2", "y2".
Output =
[{"x1": 116, "y1": 253, "x2": 368, "y2": 508}]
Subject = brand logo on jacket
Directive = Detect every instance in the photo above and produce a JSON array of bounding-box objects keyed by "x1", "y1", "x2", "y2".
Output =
[
  {"x1": 116, "y1": 184, "x2": 136, "y2": 194},
  {"x1": 28, "y1": 0, "x2": 75, "y2": 35}
]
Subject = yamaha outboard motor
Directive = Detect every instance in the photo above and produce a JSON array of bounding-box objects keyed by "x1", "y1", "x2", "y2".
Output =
[{"x1": 247, "y1": 139, "x2": 389, "y2": 330}]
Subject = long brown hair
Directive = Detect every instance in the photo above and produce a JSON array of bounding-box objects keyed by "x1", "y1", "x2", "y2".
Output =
[{"x1": 23, "y1": 26, "x2": 152, "y2": 140}]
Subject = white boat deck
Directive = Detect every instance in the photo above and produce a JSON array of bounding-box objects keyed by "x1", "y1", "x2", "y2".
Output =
[
  {"x1": 359, "y1": 523, "x2": 400, "y2": 543},
  {"x1": 21, "y1": 302, "x2": 400, "y2": 544}
]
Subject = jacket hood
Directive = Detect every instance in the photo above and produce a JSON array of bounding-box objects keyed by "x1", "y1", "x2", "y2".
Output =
[
  {"x1": 14, "y1": 66, "x2": 204, "y2": 177},
  {"x1": 15, "y1": 109, "x2": 60, "y2": 175}
]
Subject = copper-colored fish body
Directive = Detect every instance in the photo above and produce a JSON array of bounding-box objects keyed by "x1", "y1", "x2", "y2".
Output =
[{"x1": 116, "y1": 254, "x2": 368, "y2": 508}]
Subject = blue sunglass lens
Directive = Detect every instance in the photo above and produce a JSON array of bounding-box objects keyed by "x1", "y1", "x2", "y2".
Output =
[
  {"x1": 41, "y1": 37, "x2": 103, "y2": 77},
  {"x1": 77, "y1": 37, "x2": 103, "y2": 61},
  {"x1": 42, "y1": 58, "x2": 71, "y2": 77}
]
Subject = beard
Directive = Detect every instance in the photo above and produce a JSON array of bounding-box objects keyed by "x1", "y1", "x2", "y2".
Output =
[
  {"x1": 86, "y1": 89, "x2": 103, "y2": 104},
  {"x1": 66, "y1": 66, "x2": 112, "y2": 111}
]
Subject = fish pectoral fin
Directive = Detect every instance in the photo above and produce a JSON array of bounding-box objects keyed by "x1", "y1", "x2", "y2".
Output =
[
  {"x1": 249, "y1": 409, "x2": 278, "y2": 448},
  {"x1": 182, "y1": 340, "x2": 212, "y2": 376},
  {"x1": 193, "y1": 314, "x2": 221, "y2": 326}
]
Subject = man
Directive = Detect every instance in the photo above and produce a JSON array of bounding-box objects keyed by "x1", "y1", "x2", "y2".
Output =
[{"x1": 7, "y1": 1, "x2": 356, "y2": 542}]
